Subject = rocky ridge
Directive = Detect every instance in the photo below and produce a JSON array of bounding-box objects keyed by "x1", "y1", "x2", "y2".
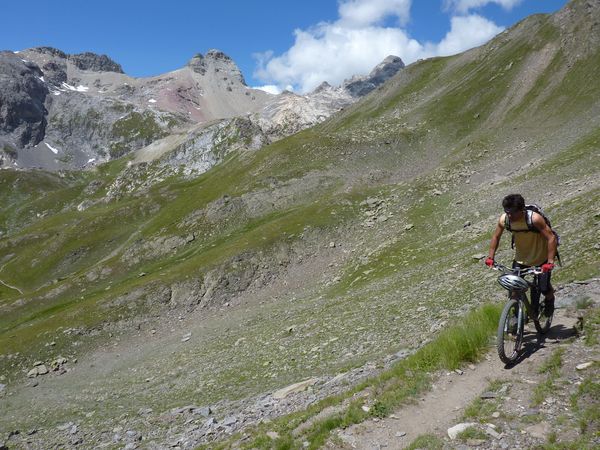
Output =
[
  {"x1": 0, "y1": 52, "x2": 48, "y2": 152},
  {"x1": 0, "y1": 46, "x2": 404, "y2": 172},
  {"x1": 1, "y1": 1, "x2": 598, "y2": 448}
]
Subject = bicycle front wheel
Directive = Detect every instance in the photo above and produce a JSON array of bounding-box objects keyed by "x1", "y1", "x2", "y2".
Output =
[{"x1": 497, "y1": 298, "x2": 523, "y2": 364}]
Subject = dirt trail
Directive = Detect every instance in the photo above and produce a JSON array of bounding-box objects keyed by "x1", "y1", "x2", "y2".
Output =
[
  {"x1": 330, "y1": 310, "x2": 580, "y2": 449},
  {"x1": 0, "y1": 262, "x2": 24, "y2": 295}
]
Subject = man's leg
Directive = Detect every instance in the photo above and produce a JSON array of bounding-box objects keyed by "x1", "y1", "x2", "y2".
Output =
[{"x1": 539, "y1": 271, "x2": 554, "y2": 315}]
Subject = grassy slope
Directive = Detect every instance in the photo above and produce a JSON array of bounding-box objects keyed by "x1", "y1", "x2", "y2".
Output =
[{"x1": 0, "y1": 2, "x2": 599, "y2": 442}]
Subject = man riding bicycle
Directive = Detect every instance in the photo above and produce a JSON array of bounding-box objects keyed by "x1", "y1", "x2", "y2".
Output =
[{"x1": 485, "y1": 194, "x2": 558, "y2": 316}]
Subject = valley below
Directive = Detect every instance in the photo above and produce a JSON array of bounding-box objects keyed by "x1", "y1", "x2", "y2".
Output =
[{"x1": 1, "y1": 1, "x2": 600, "y2": 448}]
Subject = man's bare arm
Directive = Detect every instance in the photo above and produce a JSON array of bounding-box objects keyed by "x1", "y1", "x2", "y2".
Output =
[
  {"x1": 487, "y1": 214, "x2": 505, "y2": 260},
  {"x1": 532, "y1": 213, "x2": 557, "y2": 263}
]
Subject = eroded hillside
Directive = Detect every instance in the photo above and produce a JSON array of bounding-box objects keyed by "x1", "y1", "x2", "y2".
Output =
[{"x1": 0, "y1": 0, "x2": 599, "y2": 448}]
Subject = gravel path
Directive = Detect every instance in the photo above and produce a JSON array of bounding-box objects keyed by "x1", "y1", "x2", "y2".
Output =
[{"x1": 328, "y1": 280, "x2": 599, "y2": 449}]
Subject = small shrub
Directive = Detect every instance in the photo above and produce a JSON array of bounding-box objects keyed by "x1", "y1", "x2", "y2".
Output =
[
  {"x1": 405, "y1": 434, "x2": 444, "y2": 450},
  {"x1": 463, "y1": 397, "x2": 497, "y2": 422},
  {"x1": 583, "y1": 308, "x2": 600, "y2": 346},
  {"x1": 370, "y1": 400, "x2": 389, "y2": 418},
  {"x1": 2, "y1": 145, "x2": 18, "y2": 158},
  {"x1": 457, "y1": 426, "x2": 487, "y2": 441},
  {"x1": 575, "y1": 296, "x2": 594, "y2": 310}
]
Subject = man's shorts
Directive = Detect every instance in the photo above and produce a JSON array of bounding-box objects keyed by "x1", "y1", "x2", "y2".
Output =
[{"x1": 512, "y1": 261, "x2": 553, "y2": 295}]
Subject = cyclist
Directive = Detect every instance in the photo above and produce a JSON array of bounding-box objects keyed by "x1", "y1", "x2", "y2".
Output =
[{"x1": 485, "y1": 194, "x2": 558, "y2": 315}]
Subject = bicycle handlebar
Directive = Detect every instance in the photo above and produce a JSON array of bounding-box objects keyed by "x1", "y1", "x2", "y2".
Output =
[{"x1": 491, "y1": 262, "x2": 543, "y2": 276}]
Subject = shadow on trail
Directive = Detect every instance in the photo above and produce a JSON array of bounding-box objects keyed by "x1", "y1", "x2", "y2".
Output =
[{"x1": 503, "y1": 319, "x2": 578, "y2": 369}]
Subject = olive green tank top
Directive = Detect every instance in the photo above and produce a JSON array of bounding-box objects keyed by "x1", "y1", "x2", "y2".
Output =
[{"x1": 505, "y1": 214, "x2": 548, "y2": 266}]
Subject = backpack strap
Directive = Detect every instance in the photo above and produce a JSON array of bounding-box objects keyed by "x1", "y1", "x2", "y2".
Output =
[
  {"x1": 525, "y1": 210, "x2": 537, "y2": 232},
  {"x1": 504, "y1": 213, "x2": 511, "y2": 232}
]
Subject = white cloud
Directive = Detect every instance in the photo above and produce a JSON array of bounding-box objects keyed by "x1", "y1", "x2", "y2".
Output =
[
  {"x1": 252, "y1": 84, "x2": 282, "y2": 95},
  {"x1": 338, "y1": 0, "x2": 412, "y2": 27},
  {"x1": 255, "y1": 0, "x2": 505, "y2": 93},
  {"x1": 430, "y1": 14, "x2": 504, "y2": 56},
  {"x1": 445, "y1": 0, "x2": 523, "y2": 14},
  {"x1": 255, "y1": 25, "x2": 425, "y2": 94}
]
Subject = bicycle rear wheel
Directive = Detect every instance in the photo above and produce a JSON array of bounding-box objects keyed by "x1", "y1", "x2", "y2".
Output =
[
  {"x1": 497, "y1": 298, "x2": 523, "y2": 364},
  {"x1": 534, "y1": 297, "x2": 553, "y2": 334}
]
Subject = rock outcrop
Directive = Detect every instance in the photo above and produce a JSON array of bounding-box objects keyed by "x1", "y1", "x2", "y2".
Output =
[
  {"x1": 255, "y1": 55, "x2": 405, "y2": 138},
  {"x1": 0, "y1": 47, "x2": 403, "y2": 171},
  {"x1": 343, "y1": 55, "x2": 405, "y2": 97},
  {"x1": 69, "y1": 52, "x2": 124, "y2": 73},
  {"x1": 187, "y1": 49, "x2": 247, "y2": 85},
  {"x1": 0, "y1": 51, "x2": 48, "y2": 149}
]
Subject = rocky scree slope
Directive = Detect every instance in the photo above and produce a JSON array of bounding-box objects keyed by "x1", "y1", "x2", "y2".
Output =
[{"x1": 0, "y1": 0, "x2": 599, "y2": 448}]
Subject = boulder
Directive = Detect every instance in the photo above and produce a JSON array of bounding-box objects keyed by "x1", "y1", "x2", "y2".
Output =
[
  {"x1": 448, "y1": 422, "x2": 478, "y2": 439},
  {"x1": 273, "y1": 378, "x2": 319, "y2": 399}
]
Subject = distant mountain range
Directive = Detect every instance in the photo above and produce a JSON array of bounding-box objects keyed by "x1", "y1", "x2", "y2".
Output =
[
  {"x1": 1, "y1": 1, "x2": 598, "y2": 448},
  {"x1": 0, "y1": 47, "x2": 404, "y2": 171}
]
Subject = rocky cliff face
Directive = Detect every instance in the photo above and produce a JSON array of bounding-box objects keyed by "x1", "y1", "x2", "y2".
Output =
[
  {"x1": 0, "y1": 52, "x2": 48, "y2": 153},
  {"x1": 21, "y1": 47, "x2": 124, "y2": 74},
  {"x1": 0, "y1": 46, "x2": 404, "y2": 171},
  {"x1": 188, "y1": 49, "x2": 246, "y2": 85},
  {"x1": 343, "y1": 55, "x2": 405, "y2": 97},
  {"x1": 69, "y1": 52, "x2": 124, "y2": 73},
  {"x1": 2, "y1": 2, "x2": 598, "y2": 448}
]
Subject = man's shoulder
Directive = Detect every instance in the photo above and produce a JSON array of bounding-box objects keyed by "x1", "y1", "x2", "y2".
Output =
[
  {"x1": 529, "y1": 211, "x2": 547, "y2": 229},
  {"x1": 529, "y1": 210, "x2": 545, "y2": 222},
  {"x1": 499, "y1": 213, "x2": 507, "y2": 226}
]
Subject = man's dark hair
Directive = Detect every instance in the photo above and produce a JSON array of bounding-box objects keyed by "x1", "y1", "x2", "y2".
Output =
[{"x1": 502, "y1": 194, "x2": 525, "y2": 212}]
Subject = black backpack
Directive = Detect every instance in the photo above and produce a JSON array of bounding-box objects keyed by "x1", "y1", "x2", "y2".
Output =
[{"x1": 504, "y1": 204, "x2": 562, "y2": 265}]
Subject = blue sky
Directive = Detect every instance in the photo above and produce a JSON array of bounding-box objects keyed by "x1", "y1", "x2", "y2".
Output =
[{"x1": 2, "y1": 0, "x2": 567, "y2": 92}]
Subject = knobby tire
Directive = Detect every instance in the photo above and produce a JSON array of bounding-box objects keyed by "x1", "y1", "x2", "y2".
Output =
[{"x1": 497, "y1": 298, "x2": 523, "y2": 364}]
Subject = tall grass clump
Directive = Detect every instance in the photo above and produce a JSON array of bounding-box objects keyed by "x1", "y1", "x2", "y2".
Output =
[
  {"x1": 225, "y1": 303, "x2": 502, "y2": 449},
  {"x1": 413, "y1": 303, "x2": 500, "y2": 371}
]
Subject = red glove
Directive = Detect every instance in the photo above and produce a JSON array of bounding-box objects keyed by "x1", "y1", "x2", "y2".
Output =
[
  {"x1": 485, "y1": 257, "x2": 494, "y2": 267},
  {"x1": 541, "y1": 263, "x2": 555, "y2": 273}
]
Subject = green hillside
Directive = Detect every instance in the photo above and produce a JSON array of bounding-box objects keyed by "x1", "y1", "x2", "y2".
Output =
[{"x1": 1, "y1": 1, "x2": 599, "y2": 447}]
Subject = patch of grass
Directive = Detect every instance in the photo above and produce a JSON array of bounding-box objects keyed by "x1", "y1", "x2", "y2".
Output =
[
  {"x1": 457, "y1": 425, "x2": 487, "y2": 441},
  {"x1": 582, "y1": 307, "x2": 600, "y2": 346},
  {"x1": 575, "y1": 296, "x2": 594, "y2": 310},
  {"x1": 522, "y1": 413, "x2": 544, "y2": 424},
  {"x1": 570, "y1": 377, "x2": 600, "y2": 435},
  {"x1": 534, "y1": 440, "x2": 594, "y2": 450},
  {"x1": 405, "y1": 434, "x2": 444, "y2": 450},
  {"x1": 2, "y1": 145, "x2": 17, "y2": 159},
  {"x1": 537, "y1": 347, "x2": 564, "y2": 375},
  {"x1": 532, "y1": 348, "x2": 564, "y2": 406},
  {"x1": 513, "y1": 126, "x2": 600, "y2": 183},
  {"x1": 212, "y1": 303, "x2": 500, "y2": 449},
  {"x1": 463, "y1": 397, "x2": 498, "y2": 422},
  {"x1": 110, "y1": 111, "x2": 168, "y2": 157}
]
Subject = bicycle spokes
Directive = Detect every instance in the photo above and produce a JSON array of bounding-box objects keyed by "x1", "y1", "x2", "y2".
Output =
[{"x1": 497, "y1": 299, "x2": 523, "y2": 364}]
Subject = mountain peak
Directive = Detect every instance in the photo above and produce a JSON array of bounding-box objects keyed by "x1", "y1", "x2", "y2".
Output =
[
  {"x1": 312, "y1": 81, "x2": 333, "y2": 93},
  {"x1": 342, "y1": 55, "x2": 405, "y2": 97},
  {"x1": 29, "y1": 46, "x2": 68, "y2": 59},
  {"x1": 25, "y1": 47, "x2": 124, "y2": 73},
  {"x1": 69, "y1": 52, "x2": 124, "y2": 73},
  {"x1": 205, "y1": 49, "x2": 233, "y2": 61},
  {"x1": 187, "y1": 49, "x2": 246, "y2": 85}
]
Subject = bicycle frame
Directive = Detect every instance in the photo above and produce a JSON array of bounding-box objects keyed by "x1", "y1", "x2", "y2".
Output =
[
  {"x1": 491, "y1": 261, "x2": 556, "y2": 364},
  {"x1": 493, "y1": 262, "x2": 549, "y2": 364},
  {"x1": 494, "y1": 263, "x2": 542, "y2": 308}
]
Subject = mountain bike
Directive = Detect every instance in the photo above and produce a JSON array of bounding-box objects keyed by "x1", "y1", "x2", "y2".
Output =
[{"x1": 492, "y1": 262, "x2": 554, "y2": 364}]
